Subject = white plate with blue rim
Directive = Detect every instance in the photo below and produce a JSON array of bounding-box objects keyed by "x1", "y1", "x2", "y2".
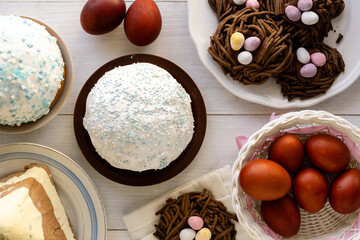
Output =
[
  {"x1": 188, "y1": 0, "x2": 360, "y2": 109},
  {"x1": 0, "y1": 142, "x2": 106, "y2": 240}
]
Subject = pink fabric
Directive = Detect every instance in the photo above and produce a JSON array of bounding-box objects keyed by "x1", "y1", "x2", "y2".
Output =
[{"x1": 236, "y1": 113, "x2": 360, "y2": 239}]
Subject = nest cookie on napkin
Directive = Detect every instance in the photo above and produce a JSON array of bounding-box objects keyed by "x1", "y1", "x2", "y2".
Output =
[
  {"x1": 277, "y1": 42, "x2": 345, "y2": 100},
  {"x1": 122, "y1": 166, "x2": 251, "y2": 240},
  {"x1": 208, "y1": 8, "x2": 293, "y2": 85}
]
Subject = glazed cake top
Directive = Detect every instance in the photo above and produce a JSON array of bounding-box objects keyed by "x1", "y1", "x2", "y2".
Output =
[{"x1": 83, "y1": 63, "x2": 194, "y2": 172}]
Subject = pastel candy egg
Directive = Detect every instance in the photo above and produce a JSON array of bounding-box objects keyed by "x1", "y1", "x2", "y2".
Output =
[
  {"x1": 246, "y1": 0, "x2": 260, "y2": 9},
  {"x1": 300, "y1": 63, "x2": 317, "y2": 78},
  {"x1": 237, "y1": 51, "x2": 253, "y2": 65},
  {"x1": 244, "y1": 36, "x2": 261, "y2": 52},
  {"x1": 296, "y1": 47, "x2": 310, "y2": 64},
  {"x1": 285, "y1": 6, "x2": 301, "y2": 22},
  {"x1": 297, "y1": 0, "x2": 313, "y2": 11},
  {"x1": 180, "y1": 228, "x2": 196, "y2": 240},
  {"x1": 230, "y1": 32, "x2": 245, "y2": 51},
  {"x1": 195, "y1": 228, "x2": 212, "y2": 240},
  {"x1": 188, "y1": 216, "x2": 204, "y2": 230},
  {"x1": 233, "y1": 0, "x2": 246, "y2": 5},
  {"x1": 301, "y1": 11, "x2": 319, "y2": 25},
  {"x1": 311, "y1": 52, "x2": 326, "y2": 67}
]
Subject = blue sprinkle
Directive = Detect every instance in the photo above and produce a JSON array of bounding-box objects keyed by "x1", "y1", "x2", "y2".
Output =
[{"x1": 27, "y1": 43, "x2": 33, "y2": 48}]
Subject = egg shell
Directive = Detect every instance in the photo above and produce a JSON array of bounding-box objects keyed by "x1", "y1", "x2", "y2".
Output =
[
  {"x1": 246, "y1": 0, "x2": 260, "y2": 9},
  {"x1": 296, "y1": 47, "x2": 311, "y2": 64},
  {"x1": 230, "y1": 32, "x2": 245, "y2": 51},
  {"x1": 261, "y1": 195, "x2": 301, "y2": 237},
  {"x1": 237, "y1": 51, "x2": 253, "y2": 65},
  {"x1": 292, "y1": 168, "x2": 328, "y2": 213},
  {"x1": 188, "y1": 216, "x2": 204, "y2": 230},
  {"x1": 329, "y1": 169, "x2": 360, "y2": 214},
  {"x1": 300, "y1": 63, "x2": 317, "y2": 78},
  {"x1": 233, "y1": 0, "x2": 246, "y2": 5},
  {"x1": 180, "y1": 228, "x2": 196, "y2": 240},
  {"x1": 195, "y1": 228, "x2": 212, "y2": 240},
  {"x1": 297, "y1": 0, "x2": 313, "y2": 11},
  {"x1": 244, "y1": 36, "x2": 261, "y2": 52},
  {"x1": 301, "y1": 11, "x2": 319, "y2": 25},
  {"x1": 311, "y1": 52, "x2": 326, "y2": 67},
  {"x1": 285, "y1": 6, "x2": 301, "y2": 22},
  {"x1": 239, "y1": 159, "x2": 292, "y2": 201}
]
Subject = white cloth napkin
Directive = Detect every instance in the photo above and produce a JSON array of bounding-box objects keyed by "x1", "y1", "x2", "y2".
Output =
[{"x1": 123, "y1": 165, "x2": 251, "y2": 240}]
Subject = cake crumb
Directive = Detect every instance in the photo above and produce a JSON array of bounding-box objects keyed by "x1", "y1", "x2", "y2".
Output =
[{"x1": 336, "y1": 33, "x2": 344, "y2": 44}]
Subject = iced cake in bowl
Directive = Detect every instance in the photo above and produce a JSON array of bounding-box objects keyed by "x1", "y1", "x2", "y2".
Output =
[
  {"x1": 74, "y1": 54, "x2": 206, "y2": 186},
  {"x1": 0, "y1": 15, "x2": 73, "y2": 134}
]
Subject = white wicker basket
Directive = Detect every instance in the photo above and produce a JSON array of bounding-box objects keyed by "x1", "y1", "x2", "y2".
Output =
[{"x1": 232, "y1": 110, "x2": 360, "y2": 240}]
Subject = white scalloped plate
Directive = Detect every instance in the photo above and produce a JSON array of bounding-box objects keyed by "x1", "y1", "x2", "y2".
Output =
[
  {"x1": 188, "y1": 0, "x2": 360, "y2": 109},
  {"x1": 0, "y1": 143, "x2": 107, "y2": 240}
]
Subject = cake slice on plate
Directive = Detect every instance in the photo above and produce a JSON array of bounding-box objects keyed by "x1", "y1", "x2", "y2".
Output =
[{"x1": 0, "y1": 165, "x2": 76, "y2": 240}]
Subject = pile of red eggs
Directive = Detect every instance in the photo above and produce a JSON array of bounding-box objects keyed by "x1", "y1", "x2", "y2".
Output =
[
  {"x1": 80, "y1": 0, "x2": 162, "y2": 46},
  {"x1": 239, "y1": 133, "x2": 360, "y2": 237}
]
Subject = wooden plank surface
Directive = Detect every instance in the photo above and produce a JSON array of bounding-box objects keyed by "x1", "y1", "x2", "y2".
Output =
[{"x1": 0, "y1": 0, "x2": 359, "y2": 239}]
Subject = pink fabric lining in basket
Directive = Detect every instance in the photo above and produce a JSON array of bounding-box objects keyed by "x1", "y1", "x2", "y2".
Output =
[{"x1": 236, "y1": 113, "x2": 360, "y2": 240}]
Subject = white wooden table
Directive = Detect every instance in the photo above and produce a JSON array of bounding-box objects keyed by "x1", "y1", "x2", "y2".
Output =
[{"x1": 1, "y1": 0, "x2": 359, "y2": 239}]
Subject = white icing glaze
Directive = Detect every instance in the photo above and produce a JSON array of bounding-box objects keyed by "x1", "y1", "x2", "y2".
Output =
[
  {"x1": 0, "y1": 187, "x2": 43, "y2": 240},
  {"x1": 0, "y1": 166, "x2": 75, "y2": 240},
  {"x1": 0, "y1": 15, "x2": 64, "y2": 126},
  {"x1": 83, "y1": 63, "x2": 194, "y2": 172}
]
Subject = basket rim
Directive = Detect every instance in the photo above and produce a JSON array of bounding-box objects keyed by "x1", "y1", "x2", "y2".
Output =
[{"x1": 231, "y1": 110, "x2": 360, "y2": 240}]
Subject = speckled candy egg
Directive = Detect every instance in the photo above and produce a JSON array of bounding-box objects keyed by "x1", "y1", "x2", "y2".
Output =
[
  {"x1": 296, "y1": 47, "x2": 311, "y2": 64},
  {"x1": 230, "y1": 32, "x2": 245, "y2": 51},
  {"x1": 246, "y1": 0, "x2": 259, "y2": 9},
  {"x1": 301, "y1": 11, "x2": 319, "y2": 25},
  {"x1": 300, "y1": 63, "x2": 317, "y2": 78},
  {"x1": 188, "y1": 216, "x2": 204, "y2": 230},
  {"x1": 285, "y1": 6, "x2": 301, "y2": 22},
  {"x1": 180, "y1": 228, "x2": 196, "y2": 240},
  {"x1": 244, "y1": 36, "x2": 261, "y2": 52},
  {"x1": 195, "y1": 228, "x2": 212, "y2": 240},
  {"x1": 237, "y1": 51, "x2": 253, "y2": 65},
  {"x1": 233, "y1": 0, "x2": 246, "y2": 5},
  {"x1": 311, "y1": 52, "x2": 326, "y2": 67},
  {"x1": 297, "y1": 0, "x2": 313, "y2": 11}
]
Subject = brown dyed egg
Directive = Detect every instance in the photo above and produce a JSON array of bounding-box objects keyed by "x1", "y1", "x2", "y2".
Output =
[
  {"x1": 239, "y1": 159, "x2": 291, "y2": 201},
  {"x1": 268, "y1": 134, "x2": 305, "y2": 173},
  {"x1": 330, "y1": 168, "x2": 360, "y2": 214},
  {"x1": 305, "y1": 134, "x2": 350, "y2": 173},
  {"x1": 292, "y1": 168, "x2": 328, "y2": 213},
  {"x1": 261, "y1": 194, "x2": 301, "y2": 237},
  {"x1": 124, "y1": 0, "x2": 162, "y2": 46}
]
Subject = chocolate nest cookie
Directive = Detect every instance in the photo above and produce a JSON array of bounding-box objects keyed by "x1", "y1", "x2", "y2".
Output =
[
  {"x1": 274, "y1": 0, "x2": 344, "y2": 47},
  {"x1": 277, "y1": 42, "x2": 345, "y2": 100},
  {"x1": 154, "y1": 189, "x2": 237, "y2": 240},
  {"x1": 208, "y1": 8, "x2": 293, "y2": 85},
  {"x1": 208, "y1": 0, "x2": 267, "y2": 20}
]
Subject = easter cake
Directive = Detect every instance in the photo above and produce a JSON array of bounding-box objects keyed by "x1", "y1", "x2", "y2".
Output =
[
  {"x1": 0, "y1": 15, "x2": 65, "y2": 126},
  {"x1": 208, "y1": 0, "x2": 345, "y2": 100},
  {"x1": 83, "y1": 62, "x2": 194, "y2": 172},
  {"x1": 0, "y1": 165, "x2": 76, "y2": 240}
]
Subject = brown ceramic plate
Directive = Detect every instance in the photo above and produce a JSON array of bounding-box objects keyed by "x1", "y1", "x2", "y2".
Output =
[
  {"x1": 74, "y1": 54, "x2": 207, "y2": 186},
  {"x1": 0, "y1": 16, "x2": 73, "y2": 134}
]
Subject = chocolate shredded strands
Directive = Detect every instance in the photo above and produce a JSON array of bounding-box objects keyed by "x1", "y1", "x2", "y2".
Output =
[
  {"x1": 208, "y1": 8, "x2": 293, "y2": 85},
  {"x1": 207, "y1": 0, "x2": 345, "y2": 100},
  {"x1": 154, "y1": 189, "x2": 238, "y2": 240},
  {"x1": 277, "y1": 42, "x2": 345, "y2": 100}
]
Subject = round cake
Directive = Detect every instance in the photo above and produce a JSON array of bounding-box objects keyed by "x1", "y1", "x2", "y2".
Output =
[
  {"x1": 0, "y1": 15, "x2": 65, "y2": 126},
  {"x1": 83, "y1": 63, "x2": 194, "y2": 172}
]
